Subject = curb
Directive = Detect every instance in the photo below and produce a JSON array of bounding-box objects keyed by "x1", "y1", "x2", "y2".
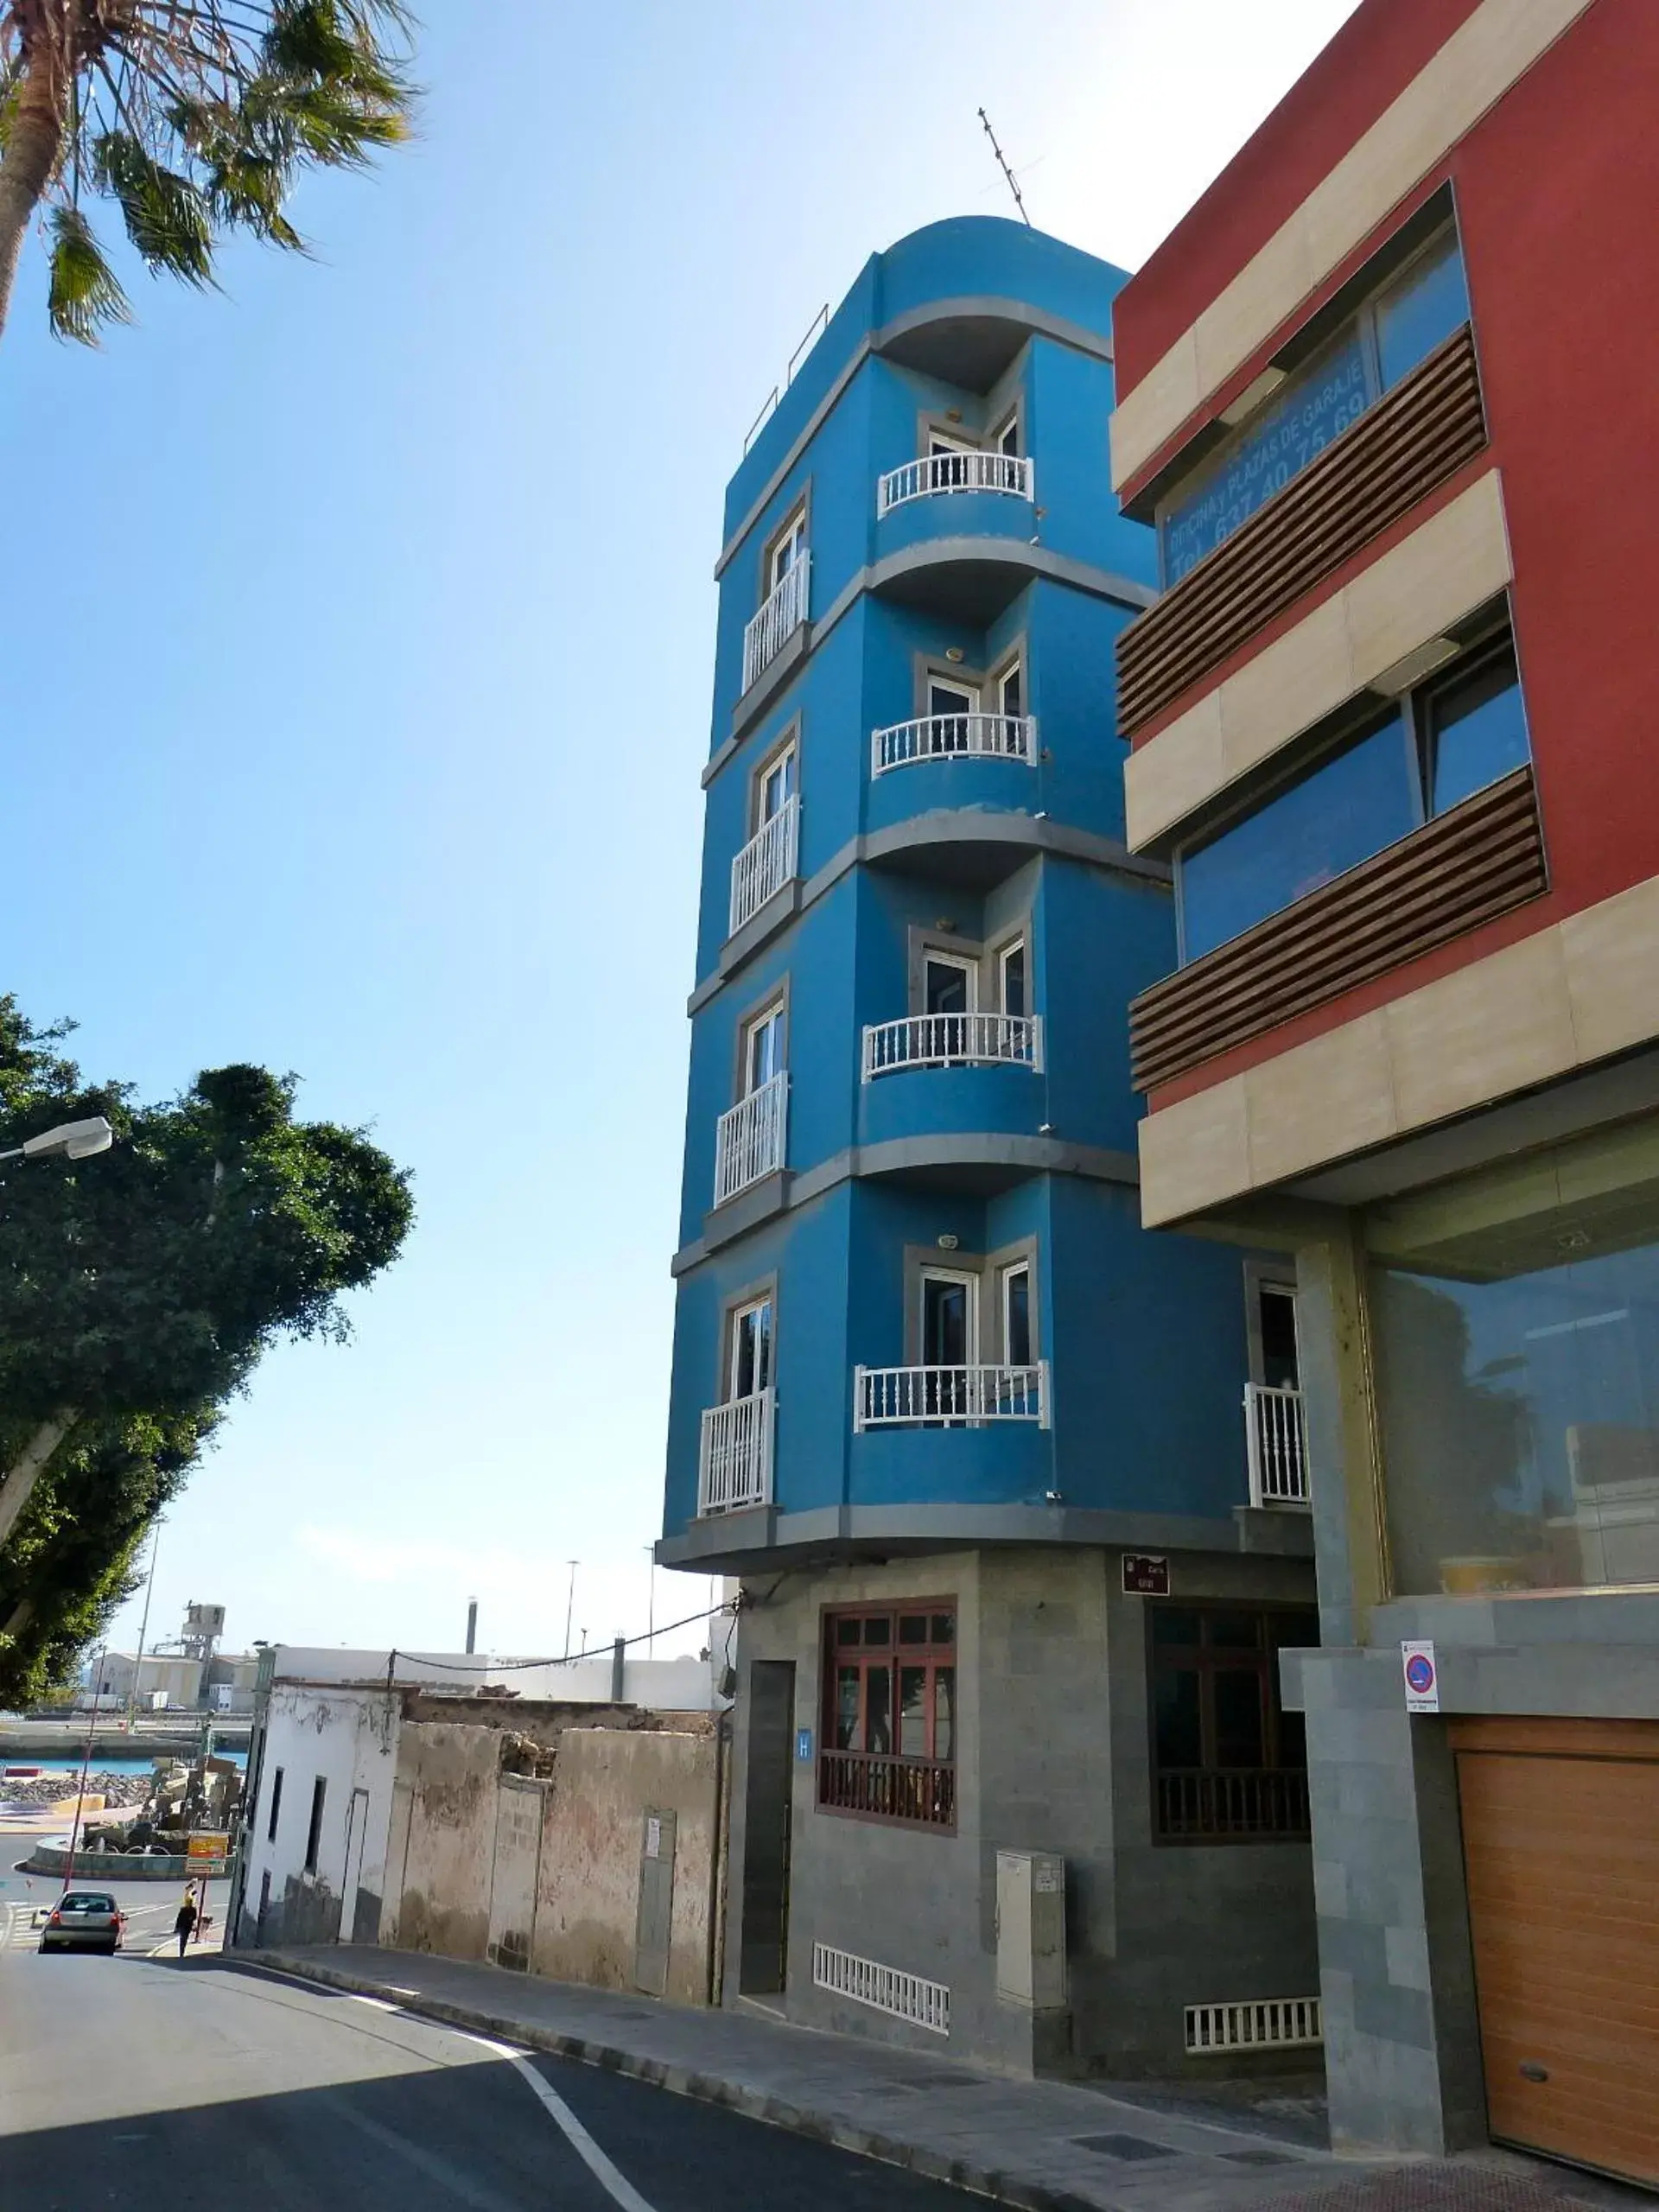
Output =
[{"x1": 245, "y1": 1949, "x2": 1101, "y2": 2211}]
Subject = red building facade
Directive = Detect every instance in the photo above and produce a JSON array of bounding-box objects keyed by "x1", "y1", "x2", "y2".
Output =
[{"x1": 1110, "y1": 0, "x2": 1659, "y2": 2177}]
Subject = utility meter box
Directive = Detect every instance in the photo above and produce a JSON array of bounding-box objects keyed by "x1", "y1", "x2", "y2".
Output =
[{"x1": 995, "y1": 1849, "x2": 1066, "y2": 2010}]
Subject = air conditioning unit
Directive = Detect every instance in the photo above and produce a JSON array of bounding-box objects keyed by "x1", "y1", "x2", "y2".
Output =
[{"x1": 995, "y1": 1849, "x2": 1066, "y2": 2011}]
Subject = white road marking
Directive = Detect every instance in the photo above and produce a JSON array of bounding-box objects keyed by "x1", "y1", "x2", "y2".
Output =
[{"x1": 461, "y1": 2032, "x2": 662, "y2": 2212}]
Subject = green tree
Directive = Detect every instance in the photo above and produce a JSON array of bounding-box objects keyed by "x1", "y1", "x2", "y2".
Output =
[
  {"x1": 0, "y1": 999, "x2": 413, "y2": 1677},
  {"x1": 0, "y1": 0, "x2": 413, "y2": 345}
]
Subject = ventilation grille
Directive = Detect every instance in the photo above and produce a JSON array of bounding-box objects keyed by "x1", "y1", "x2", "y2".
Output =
[
  {"x1": 1129, "y1": 766, "x2": 1545, "y2": 1091},
  {"x1": 813, "y1": 1942, "x2": 950, "y2": 2036},
  {"x1": 1185, "y1": 1997, "x2": 1323, "y2": 2056},
  {"x1": 1117, "y1": 326, "x2": 1488, "y2": 739}
]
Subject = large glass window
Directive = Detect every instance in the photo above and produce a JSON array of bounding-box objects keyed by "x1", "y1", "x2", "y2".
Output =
[
  {"x1": 1176, "y1": 630, "x2": 1529, "y2": 963},
  {"x1": 821, "y1": 1605, "x2": 957, "y2": 1829},
  {"x1": 1160, "y1": 226, "x2": 1471, "y2": 584},
  {"x1": 1179, "y1": 714, "x2": 1415, "y2": 963},
  {"x1": 1370, "y1": 1175, "x2": 1659, "y2": 1597}
]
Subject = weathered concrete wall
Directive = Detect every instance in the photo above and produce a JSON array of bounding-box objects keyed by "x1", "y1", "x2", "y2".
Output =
[
  {"x1": 533, "y1": 1729, "x2": 718, "y2": 2007},
  {"x1": 383, "y1": 1722, "x2": 499, "y2": 1961},
  {"x1": 238, "y1": 1682, "x2": 399, "y2": 1952},
  {"x1": 486, "y1": 1777, "x2": 545, "y2": 1972}
]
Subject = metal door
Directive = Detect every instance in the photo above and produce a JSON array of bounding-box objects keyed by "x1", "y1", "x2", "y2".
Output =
[{"x1": 633, "y1": 1808, "x2": 677, "y2": 1997}]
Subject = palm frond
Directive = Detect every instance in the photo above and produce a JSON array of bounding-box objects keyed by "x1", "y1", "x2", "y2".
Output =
[
  {"x1": 93, "y1": 132, "x2": 215, "y2": 285},
  {"x1": 46, "y1": 207, "x2": 132, "y2": 346}
]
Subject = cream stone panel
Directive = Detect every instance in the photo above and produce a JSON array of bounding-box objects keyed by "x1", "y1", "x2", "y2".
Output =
[
  {"x1": 1109, "y1": 327, "x2": 1201, "y2": 493},
  {"x1": 1111, "y1": 0, "x2": 1599, "y2": 491},
  {"x1": 1344, "y1": 473, "x2": 1511, "y2": 686},
  {"x1": 1221, "y1": 595, "x2": 1355, "y2": 785},
  {"x1": 1245, "y1": 1014, "x2": 1397, "y2": 1189},
  {"x1": 1560, "y1": 874, "x2": 1659, "y2": 1065},
  {"x1": 1124, "y1": 472, "x2": 1510, "y2": 853},
  {"x1": 1123, "y1": 688, "x2": 1224, "y2": 853},
  {"x1": 1384, "y1": 929, "x2": 1576, "y2": 1133},
  {"x1": 1135, "y1": 1077, "x2": 1250, "y2": 1230}
]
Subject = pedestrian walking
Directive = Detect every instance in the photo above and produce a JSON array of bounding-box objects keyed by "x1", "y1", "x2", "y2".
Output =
[{"x1": 174, "y1": 1893, "x2": 198, "y2": 1958}]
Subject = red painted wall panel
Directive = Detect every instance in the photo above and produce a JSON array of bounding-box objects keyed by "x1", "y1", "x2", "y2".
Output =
[
  {"x1": 1114, "y1": 0, "x2": 1484, "y2": 397},
  {"x1": 1140, "y1": 0, "x2": 1659, "y2": 1112}
]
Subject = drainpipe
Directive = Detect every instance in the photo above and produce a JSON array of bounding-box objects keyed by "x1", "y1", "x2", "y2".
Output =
[{"x1": 707, "y1": 1704, "x2": 730, "y2": 2006}]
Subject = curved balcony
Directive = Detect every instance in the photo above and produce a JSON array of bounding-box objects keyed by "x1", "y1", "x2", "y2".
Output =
[
  {"x1": 877, "y1": 451, "x2": 1033, "y2": 517},
  {"x1": 855, "y1": 1363, "x2": 1051, "y2": 1431},
  {"x1": 861, "y1": 1012, "x2": 1043, "y2": 1082},
  {"x1": 871, "y1": 712, "x2": 1037, "y2": 778}
]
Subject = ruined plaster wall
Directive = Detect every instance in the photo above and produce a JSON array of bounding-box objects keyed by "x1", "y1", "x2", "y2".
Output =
[
  {"x1": 532, "y1": 1727, "x2": 719, "y2": 2006},
  {"x1": 382, "y1": 1721, "x2": 501, "y2": 1961}
]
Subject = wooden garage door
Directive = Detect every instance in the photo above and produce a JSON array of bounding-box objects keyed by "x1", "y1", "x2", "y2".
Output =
[{"x1": 1452, "y1": 1717, "x2": 1659, "y2": 2187}]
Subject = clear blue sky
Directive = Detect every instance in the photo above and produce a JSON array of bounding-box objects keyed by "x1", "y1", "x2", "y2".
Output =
[{"x1": 1, "y1": 0, "x2": 1360, "y2": 1663}]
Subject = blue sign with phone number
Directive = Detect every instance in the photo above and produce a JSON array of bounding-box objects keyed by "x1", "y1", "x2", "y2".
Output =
[{"x1": 1162, "y1": 334, "x2": 1370, "y2": 584}]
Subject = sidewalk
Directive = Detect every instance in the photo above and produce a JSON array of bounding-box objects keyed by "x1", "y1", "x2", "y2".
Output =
[{"x1": 246, "y1": 1945, "x2": 1637, "y2": 2212}]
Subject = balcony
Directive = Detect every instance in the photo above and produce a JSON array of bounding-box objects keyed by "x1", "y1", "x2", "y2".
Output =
[
  {"x1": 713, "y1": 1071, "x2": 788, "y2": 1208},
  {"x1": 697, "y1": 1388, "x2": 774, "y2": 1515},
  {"x1": 741, "y1": 555, "x2": 810, "y2": 694},
  {"x1": 1244, "y1": 1383, "x2": 1310, "y2": 1508},
  {"x1": 1156, "y1": 1767, "x2": 1311, "y2": 1842},
  {"x1": 876, "y1": 451, "x2": 1034, "y2": 517},
  {"x1": 728, "y1": 793, "x2": 799, "y2": 936},
  {"x1": 819, "y1": 1749, "x2": 955, "y2": 1829},
  {"x1": 861, "y1": 1012, "x2": 1043, "y2": 1081},
  {"x1": 854, "y1": 1363, "x2": 1051, "y2": 1431},
  {"x1": 871, "y1": 712, "x2": 1037, "y2": 777}
]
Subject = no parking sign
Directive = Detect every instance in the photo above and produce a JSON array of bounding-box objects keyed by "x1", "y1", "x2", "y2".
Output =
[{"x1": 1401, "y1": 1640, "x2": 1440, "y2": 1713}]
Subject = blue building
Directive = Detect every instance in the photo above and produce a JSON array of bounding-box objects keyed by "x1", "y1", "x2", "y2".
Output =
[{"x1": 659, "y1": 219, "x2": 1319, "y2": 2076}]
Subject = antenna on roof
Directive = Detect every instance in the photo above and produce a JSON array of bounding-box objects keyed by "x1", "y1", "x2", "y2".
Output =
[{"x1": 978, "y1": 108, "x2": 1032, "y2": 227}]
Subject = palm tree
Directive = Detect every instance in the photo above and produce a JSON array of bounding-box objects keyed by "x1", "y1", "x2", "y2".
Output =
[{"x1": 0, "y1": 0, "x2": 413, "y2": 346}]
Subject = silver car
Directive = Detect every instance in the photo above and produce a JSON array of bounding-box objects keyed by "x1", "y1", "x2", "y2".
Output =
[{"x1": 38, "y1": 1891, "x2": 125, "y2": 1955}]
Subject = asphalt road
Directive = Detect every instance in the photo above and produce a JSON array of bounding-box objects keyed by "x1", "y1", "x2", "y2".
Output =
[{"x1": 0, "y1": 1937, "x2": 986, "y2": 2210}]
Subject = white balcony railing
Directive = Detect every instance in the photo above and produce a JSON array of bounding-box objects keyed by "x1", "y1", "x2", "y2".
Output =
[
  {"x1": 698, "y1": 1388, "x2": 775, "y2": 1515},
  {"x1": 871, "y1": 713, "x2": 1038, "y2": 777},
  {"x1": 877, "y1": 450, "x2": 1034, "y2": 517},
  {"x1": 861, "y1": 1011, "x2": 1043, "y2": 1081},
  {"x1": 1245, "y1": 1383, "x2": 1311, "y2": 1508},
  {"x1": 854, "y1": 1362, "x2": 1051, "y2": 1431},
  {"x1": 728, "y1": 793, "x2": 800, "y2": 937},
  {"x1": 713, "y1": 1071, "x2": 788, "y2": 1208},
  {"x1": 741, "y1": 555, "x2": 810, "y2": 694}
]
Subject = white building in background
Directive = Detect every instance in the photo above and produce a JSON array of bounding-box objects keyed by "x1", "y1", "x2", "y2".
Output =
[
  {"x1": 232, "y1": 1642, "x2": 728, "y2": 1952},
  {"x1": 80, "y1": 1649, "x2": 265, "y2": 1715}
]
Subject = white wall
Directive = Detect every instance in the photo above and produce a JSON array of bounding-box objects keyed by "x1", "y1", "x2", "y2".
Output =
[
  {"x1": 240, "y1": 1683, "x2": 402, "y2": 1946},
  {"x1": 263, "y1": 1646, "x2": 725, "y2": 1710}
]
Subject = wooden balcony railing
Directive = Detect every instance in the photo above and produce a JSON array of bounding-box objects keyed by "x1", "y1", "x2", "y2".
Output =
[
  {"x1": 1156, "y1": 1767, "x2": 1311, "y2": 1843},
  {"x1": 818, "y1": 1750, "x2": 955, "y2": 1828}
]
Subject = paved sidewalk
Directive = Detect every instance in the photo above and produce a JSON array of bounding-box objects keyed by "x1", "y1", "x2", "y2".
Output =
[{"x1": 249, "y1": 1948, "x2": 1644, "y2": 2212}]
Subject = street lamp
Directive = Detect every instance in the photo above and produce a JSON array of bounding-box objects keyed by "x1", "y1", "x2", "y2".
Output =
[{"x1": 0, "y1": 1115, "x2": 114, "y2": 1165}]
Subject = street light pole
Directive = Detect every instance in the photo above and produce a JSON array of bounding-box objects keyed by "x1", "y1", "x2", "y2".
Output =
[
  {"x1": 563, "y1": 1561, "x2": 578, "y2": 1660},
  {"x1": 124, "y1": 1520, "x2": 163, "y2": 1733}
]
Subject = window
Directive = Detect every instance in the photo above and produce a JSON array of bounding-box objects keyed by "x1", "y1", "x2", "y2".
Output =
[
  {"x1": 1160, "y1": 225, "x2": 1471, "y2": 584},
  {"x1": 928, "y1": 429, "x2": 976, "y2": 489},
  {"x1": 766, "y1": 507, "x2": 805, "y2": 595},
  {"x1": 1176, "y1": 628, "x2": 1529, "y2": 963},
  {"x1": 1252, "y1": 1281, "x2": 1300, "y2": 1393},
  {"x1": 997, "y1": 938, "x2": 1027, "y2": 1019},
  {"x1": 995, "y1": 658, "x2": 1023, "y2": 725},
  {"x1": 991, "y1": 411, "x2": 1020, "y2": 458},
  {"x1": 926, "y1": 673, "x2": 977, "y2": 753},
  {"x1": 1148, "y1": 1605, "x2": 1318, "y2": 1842},
  {"x1": 266, "y1": 1765, "x2": 284, "y2": 1843},
  {"x1": 1367, "y1": 1158, "x2": 1659, "y2": 1599},
  {"x1": 755, "y1": 742, "x2": 796, "y2": 831},
  {"x1": 1001, "y1": 1262, "x2": 1033, "y2": 1367},
  {"x1": 303, "y1": 1775, "x2": 327, "y2": 1873},
  {"x1": 921, "y1": 1268, "x2": 976, "y2": 1366},
  {"x1": 741, "y1": 1001, "x2": 785, "y2": 1096},
  {"x1": 727, "y1": 1294, "x2": 772, "y2": 1402},
  {"x1": 821, "y1": 1605, "x2": 957, "y2": 1828},
  {"x1": 923, "y1": 951, "x2": 975, "y2": 1018}
]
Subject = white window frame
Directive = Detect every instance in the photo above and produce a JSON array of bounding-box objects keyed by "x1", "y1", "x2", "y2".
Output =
[
  {"x1": 922, "y1": 950, "x2": 977, "y2": 1018},
  {"x1": 927, "y1": 429, "x2": 977, "y2": 458},
  {"x1": 919, "y1": 1267, "x2": 979, "y2": 1366},
  {"x1": 926, "y1": 671, "x2": 980, "y2": 719},
  {"x1": 767, "y1": 508, "x2": 806, "y2": 595},
  {"x1": 741, "y1": 1000, "x2": 786, "y2": 1097},
  {"x1": 755, "y1": 741, "x2": 798, "y2": 831},
  {"x1": 1000, "y1": 1262, "x2": 1033, "y2": 1366},
  {"x1": 995, "y1": 658, "x2": 1024, "y2": 721},
  {"x1": 991, "y1": 411, "x2": 1020, "y2": 458},
  {"x1": 728, "y1": 1294, "x2": 773, "y2": 1402},
  {"x1": 996, "y1": 938, "x2": 1028, "y2": 1018}
]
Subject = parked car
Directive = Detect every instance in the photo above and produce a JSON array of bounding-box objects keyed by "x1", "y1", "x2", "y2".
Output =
[{"x1": 38, "y1": 1892, "x2": 125, "y2": 1955}]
